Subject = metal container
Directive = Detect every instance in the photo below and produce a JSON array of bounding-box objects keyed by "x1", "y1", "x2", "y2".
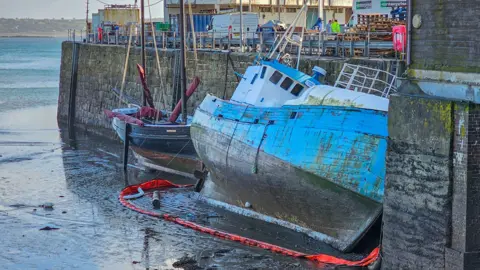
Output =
[
  {"x1": 170, "y1": 14, "x2": 213, "y2": 33},
  {"x1": 187, "y1": 14, "x2": 213, "y2": 32}
]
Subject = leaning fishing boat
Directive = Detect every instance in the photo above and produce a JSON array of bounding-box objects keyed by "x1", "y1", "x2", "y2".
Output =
[{"x1": 190, "y1": 4, "x2": 396, "y2": 252}]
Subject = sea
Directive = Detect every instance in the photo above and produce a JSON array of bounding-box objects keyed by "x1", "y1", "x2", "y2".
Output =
[{"x1": 0, "y1": 37, "x2": 63, "y2": 113}]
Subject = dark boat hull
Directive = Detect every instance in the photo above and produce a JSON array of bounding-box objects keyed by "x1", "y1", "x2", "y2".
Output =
[{"x1": 112, "y1": 116, "x2": 199, "y2": 175}]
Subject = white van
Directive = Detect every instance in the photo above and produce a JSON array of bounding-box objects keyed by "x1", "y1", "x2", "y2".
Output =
[{"x1": 207, "y1": 13, "x2": 259, "y2": 39}]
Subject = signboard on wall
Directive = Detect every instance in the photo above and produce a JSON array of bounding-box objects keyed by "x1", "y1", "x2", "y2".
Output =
[
  {"x1": 356, "y1": 0, "x2": 372, "y2": 9},
  {"x1": 380, "y1": 0, "x2": 407, "y2": 7},
  {"x1": 353, "y1": 0, "x2": 406, "y2": 13}
]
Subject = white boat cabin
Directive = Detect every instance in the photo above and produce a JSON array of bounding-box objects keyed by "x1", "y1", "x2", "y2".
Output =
[{"x1": 231, "y1": 60, "x2": 326, "y2": 107}]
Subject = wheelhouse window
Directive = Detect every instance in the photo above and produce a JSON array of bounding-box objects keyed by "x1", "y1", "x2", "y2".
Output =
[
  {"x1": 269, "y1": 71, "x2": 283, "y2": 85},
  {"x1": 291, "y1": 84, "x2": 304, "y2": 96},
  {"x1": 260, "y1": 66, "x2": 267, "y2": 78},
  {"x1": 280, "y1": 77, "x2": 294, "y2": 90}
]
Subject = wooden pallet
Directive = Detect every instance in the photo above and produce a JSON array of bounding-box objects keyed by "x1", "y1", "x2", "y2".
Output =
[{"x1": 344, "y1": 35, "x2": 364, "y2": 41}]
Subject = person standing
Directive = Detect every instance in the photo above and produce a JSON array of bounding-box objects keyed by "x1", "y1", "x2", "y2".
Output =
[
  {"x1": 331, "y1": 19, "x2": 341, "y2": 33},
  {"x1": 98, "y1": 26, "x2": 103, "y2": 43},
  {"x1": 326, "y1": 20, "x2": 332, "y2": 33}
]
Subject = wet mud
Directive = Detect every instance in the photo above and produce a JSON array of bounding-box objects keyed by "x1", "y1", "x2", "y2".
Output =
[
  {"x1": 0, "y1": 105, "x2": 378, "y2": 269},
  {"x1": 0, "y1": 105, "x2": 321, "y2": 269}
]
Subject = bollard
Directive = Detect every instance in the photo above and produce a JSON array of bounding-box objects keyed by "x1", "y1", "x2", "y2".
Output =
[{"x1": 152, "y1": 191, "x2": 160, "y2": 209}]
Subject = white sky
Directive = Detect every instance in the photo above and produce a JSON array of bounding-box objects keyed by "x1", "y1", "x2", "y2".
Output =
[{"x1": 0, "y1": 0, "x2": 164, "y2": 19}]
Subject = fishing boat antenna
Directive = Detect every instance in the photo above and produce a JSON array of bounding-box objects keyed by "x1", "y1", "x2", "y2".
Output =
[
  {"x1": 141, "y1": 0, "x2": 147, "y2": 106},
  {"x1": 180, "y1": 0, "x2": 187, "y2": 123}
]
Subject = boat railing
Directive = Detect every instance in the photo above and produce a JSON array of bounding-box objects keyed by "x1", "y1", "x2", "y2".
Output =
[{"x1": 333, "y1": 64, "x2": 398, "y2": 98}]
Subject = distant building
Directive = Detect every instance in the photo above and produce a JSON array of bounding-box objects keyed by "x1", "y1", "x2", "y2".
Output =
[
  {"x1": 103, "y1": 5, "x2": 140, "y2": 26},
  {"x1": 164, "y1": 0, "x2": 353, "y2": 31}
]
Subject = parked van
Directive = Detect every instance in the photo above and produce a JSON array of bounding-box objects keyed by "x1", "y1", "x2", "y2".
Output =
[{"x1": 207, "y1": 13, "x2": 259, "y2": 39}]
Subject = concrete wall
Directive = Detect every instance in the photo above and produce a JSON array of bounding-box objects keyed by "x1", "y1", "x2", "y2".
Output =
[
  {"x1": 410, "y1": 0, "x2": 480, "y2": 73},
  {"x1": 58, "y1": 41, "x2": 401, "y2": 135},
  {"x1": 383, "y1": 94, "x2": 480, "y2": 270}
]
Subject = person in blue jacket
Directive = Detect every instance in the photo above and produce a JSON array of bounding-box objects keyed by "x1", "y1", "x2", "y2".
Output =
[{"x1": 311, "y1": 17, "x2": 322, "y2": 31}]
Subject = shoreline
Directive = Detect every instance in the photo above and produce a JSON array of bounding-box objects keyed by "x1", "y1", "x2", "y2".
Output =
[{"x1": 0, "y1": 33, "x2": 67, "y2": 38}]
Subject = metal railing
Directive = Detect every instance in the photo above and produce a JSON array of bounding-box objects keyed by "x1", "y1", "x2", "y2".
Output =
[
  {"x1": 334, "y1": 63, "x2": 398, "y2": 98},
  {"x1": 67, "y1": 29, "x2": 405, "y2": 59}
]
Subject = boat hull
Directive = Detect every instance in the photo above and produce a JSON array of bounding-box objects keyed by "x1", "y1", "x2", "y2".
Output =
[
  {"x1": 112, "y1": 116, "x2": 199, "y2": 175},
  {"x1": 190, "y1": 94, "x2": 387, "y2": 252}
]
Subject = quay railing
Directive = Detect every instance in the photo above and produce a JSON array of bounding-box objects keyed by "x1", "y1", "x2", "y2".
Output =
[{"x1": 67, "y1": 29, "x2": 405, "y2": 59}]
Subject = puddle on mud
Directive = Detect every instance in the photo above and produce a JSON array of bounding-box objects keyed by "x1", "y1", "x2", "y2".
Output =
[{"x1": 0, "y1": 105, "x2": 378, "y2": 269}]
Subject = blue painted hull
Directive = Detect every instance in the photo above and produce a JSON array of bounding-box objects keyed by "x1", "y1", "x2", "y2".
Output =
[{"x1": 191, "y1": 94, "x2": 387, "y2": 251}]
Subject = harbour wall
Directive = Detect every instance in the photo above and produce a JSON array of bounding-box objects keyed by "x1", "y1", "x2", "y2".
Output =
[
  {"x1": 58, "y1": 41, "x2": 403, "y2": 135},
  {"x1": 383, "y1": 94, "x2": 480, "y2": 270},
  {"x1": 411, "y1": 0, "x2": 480, "y2": 73},
  {"x1": 407, "y1": 0, "x2": 480, "y2": 104}
]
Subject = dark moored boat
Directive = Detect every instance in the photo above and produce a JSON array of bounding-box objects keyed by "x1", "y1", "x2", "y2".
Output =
[
  {"x1": 110, "y1": 107, "x2": 199, "y2": 176},
  {"x1": 106, "y1": 0, "x2": 198, "y2": 177}
]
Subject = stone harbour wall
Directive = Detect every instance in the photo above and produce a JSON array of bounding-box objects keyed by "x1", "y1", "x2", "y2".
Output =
[
  {"x1": 411, "y1": 0, "x2": 480, "y2": 73},
  {"x1": 58, "y1": 41, "x2": 402, "y2": 135},
  {"x1": 383, "y1": 94, "x2": 480, "y2": 270}
]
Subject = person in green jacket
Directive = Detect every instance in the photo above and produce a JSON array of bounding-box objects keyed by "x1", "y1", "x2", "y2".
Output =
[{"x1": 331, "y1": 19, "x2": 341, "y2": 33}]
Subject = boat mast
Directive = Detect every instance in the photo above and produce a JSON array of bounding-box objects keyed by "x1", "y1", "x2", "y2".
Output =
[
  {"x1": 141, "y1": 0, "x2": 146, "y2": 106},
  {"x1": 240, "y1": 0, "x2": 244, "y2": 52},
  {"x1": 180, "y1": 0, "x2": 187, "y2": 123},
  {"x1": 266, "y1": 2, "x2": 307, "y2": 62},
  {"x1": 85, "y1": 0, "x2": 89, "y2": 37}
]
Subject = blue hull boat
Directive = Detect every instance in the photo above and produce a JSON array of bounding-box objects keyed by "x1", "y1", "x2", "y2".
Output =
[
  {"x1": 191, "y1": 4, "x2": 397, "y2": 252},
  {"x1": 191, "y1": 91, "x2": 388, "y2": 252}
]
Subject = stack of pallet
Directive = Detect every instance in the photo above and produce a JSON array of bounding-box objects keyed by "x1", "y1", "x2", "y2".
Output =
[
  {"x1": 369, "y1": 19, "x2": 405, "y2": 32},
  {"x1": 350, "y1": 14, "x2": 406, "y2": 34},
  {"x1": 343, "y1": 34, "x2": 364, "y2": 41}
]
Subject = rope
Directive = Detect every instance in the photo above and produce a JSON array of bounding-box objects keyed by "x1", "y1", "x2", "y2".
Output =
[
  {"x1": 119, "y1": 179, "x2": 381, "y2": 267},
  {"x1": 187, "y1": 1, "x2": 198, "y2": 74},
  {"x1": 222, "y1": 52, "x2": 240, "y2": 99},
  {"x1": 119, "y1": 25, "x2": 134, "y2": 108},
  {"x1": 147, "y1": 0, "x2": 167, "y2": 122},
  {"x1": 222, "y1": 52, "x2": 229, "y2": 99},
  {"x1": 252, "y1": 122, "x2": 271, "y2": 174}
]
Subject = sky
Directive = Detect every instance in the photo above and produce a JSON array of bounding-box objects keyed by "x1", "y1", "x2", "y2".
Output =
[{"x1": 0, "y1": 0, "x2": 164, "y2": 19}]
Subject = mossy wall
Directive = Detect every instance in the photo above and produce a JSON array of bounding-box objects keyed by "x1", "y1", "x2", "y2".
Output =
[{"x1": 410, "y1": 0, "x2": 480, "y2": 73}]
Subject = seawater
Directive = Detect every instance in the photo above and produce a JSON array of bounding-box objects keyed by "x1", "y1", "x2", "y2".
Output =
[{"x1": 0, "y1": 37, "x2": 62, "y2": 112}]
